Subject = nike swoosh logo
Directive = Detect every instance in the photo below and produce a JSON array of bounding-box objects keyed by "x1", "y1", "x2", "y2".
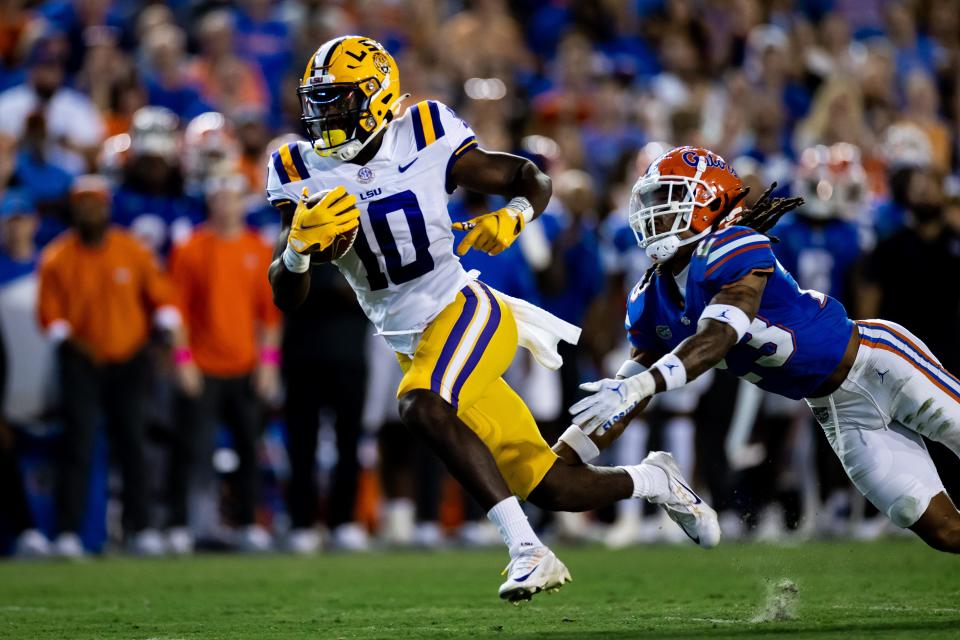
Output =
[
  {"x1": 513, "y1": 565, "x2": 538, "y2": 582},
  {"x1": 675, "y1": 478, "x2": 703, "y2": 505},
  {"x1": 398, "y1": 158, "x2": 418, "y2": 173}
]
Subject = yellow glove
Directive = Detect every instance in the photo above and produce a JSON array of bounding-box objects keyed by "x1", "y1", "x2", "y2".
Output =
[
  {"x1": 452, "y1": 198, "x2": 532, "y2": 256},
  {"x1": 288, "y1": 186, "x2": 359, "y2": 254}
]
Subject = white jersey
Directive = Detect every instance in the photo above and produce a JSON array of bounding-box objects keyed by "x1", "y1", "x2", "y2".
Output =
[{"x1": 266, "y1": 100, "x2": 479, "y2": 353}]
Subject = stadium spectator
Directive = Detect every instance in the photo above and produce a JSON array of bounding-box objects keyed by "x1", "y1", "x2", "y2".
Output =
[
  {"x1": 232, "y1": 0, "x2": 292, "y2": 126},
  {"x1": 0, "y1": 35, "x2": 105, "y2": 163},
  {"x1": 140, "y1": 23, "x2": 210, "y2": 121},
  {"x1": 37, "y1": 175, "x2": 185, "y2": 557},
  {"x1": 167, "y1": 173, "x2": 280, "y2": 554},
  {"x1": 184, "y1": 11, "x2": 269, "y2": 118}
]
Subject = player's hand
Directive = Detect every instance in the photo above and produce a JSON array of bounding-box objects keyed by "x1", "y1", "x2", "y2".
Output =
[
  {"x1": 452, "y1": 205, "x2": 525, "y2": 256},
  {"x1": 288, "y1": 186, "x2": 359, "y2": 254},
  {"x1": 569, "y1": 373, "x2": 656, "y2": 436}
]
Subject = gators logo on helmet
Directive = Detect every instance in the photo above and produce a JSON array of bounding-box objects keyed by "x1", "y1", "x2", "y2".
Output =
[
  {"x1": 628, "y1": 146, "x2": 746, "y2": 262},
  {"x1": 298, "y1": 36, "x2": 406, "y2": 161}
]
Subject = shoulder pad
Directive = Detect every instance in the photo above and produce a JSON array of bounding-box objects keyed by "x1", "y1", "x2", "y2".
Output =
[
  {"x1": 408, "y1": 100, "x2": 447, "y2": 151},
  {"x1": 695, "y1": 226, "x2": 774, "y2": 285},
  {"x1": 269, "y1": 141, "x2": 311, "y2": 185}
]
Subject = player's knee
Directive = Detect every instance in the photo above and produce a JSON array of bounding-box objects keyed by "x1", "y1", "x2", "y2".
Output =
[
  {"x1": 397, "y1": 389, "x2": 449, "y2": 434},
  {"x1": 888, "y1": 495, "x2": 926, "y2": 529}
]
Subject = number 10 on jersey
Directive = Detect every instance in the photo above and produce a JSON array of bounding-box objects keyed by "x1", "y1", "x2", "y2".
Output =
[{"x1": 353, "y1": 190, "x2": 435, "y2": 290}]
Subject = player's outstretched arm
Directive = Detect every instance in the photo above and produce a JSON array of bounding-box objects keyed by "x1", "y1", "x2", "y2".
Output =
[
  {"x1": 569, "y1": 272, "x2": 768, "y2": 438},
  {"x1": 268, "y1": 201, "x2": 311, "y2": 311},
  {"x1": 448, "y1": 149, "x2": 552, "y2": 256},
  {"x1": 553, "y1": 348, "x2": 659, "y2": 464}
]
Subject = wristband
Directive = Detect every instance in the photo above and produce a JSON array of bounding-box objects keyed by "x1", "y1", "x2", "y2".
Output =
[
  {"x1": 173, "y1": 346, "x2": 193, "y2": 365},
  {"x1": 700, "y1": 304, "x2": 751, "y2": 341},
  {"x1": 282, "y1": 245, "x2": 311, "y2": 273},
  {"x1": 616, "y1": 358, "x2": 647, "y2": 379},
  {"x1": 652, "y1": 353, "x2": 687, "y2": 391},
  {"x1": 506, "y1": 196, "x2": 535, "y2": 224},
  {"x1": 260, "y1": 347, "x2": 281, "y2": 365},
  {"x1": 558, "y1": 425, "x2": 600, "y2": 463}
]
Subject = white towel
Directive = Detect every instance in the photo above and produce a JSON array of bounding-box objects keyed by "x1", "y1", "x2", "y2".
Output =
[{"x1": 489, "y1": 286, "x2": 581, "y2": 371}]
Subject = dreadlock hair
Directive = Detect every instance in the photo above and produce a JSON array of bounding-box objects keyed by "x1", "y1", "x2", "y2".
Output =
[
  {"x1": 636, "y1": 182, "x2": 804, "y2": 285},
  {"x1": 727, "y1": 182, "x2": 805, "y2": 242}
]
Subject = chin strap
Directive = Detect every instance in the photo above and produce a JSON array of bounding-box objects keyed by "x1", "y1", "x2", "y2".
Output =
[{"x1": 645, "y1": 227, "x2": 711, "y2": 262}]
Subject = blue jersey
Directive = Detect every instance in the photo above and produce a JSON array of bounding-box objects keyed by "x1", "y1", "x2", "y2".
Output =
[
  {"x1": 625, "y1": 226, "x2": 854, "y2": 400},
  {"x1": 772, "y1": 216, "x2": 861, "y2": 306}
]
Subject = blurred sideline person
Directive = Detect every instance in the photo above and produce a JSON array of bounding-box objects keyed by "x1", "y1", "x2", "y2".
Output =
[
  {"x1": 281, "y1": 256, "x2": 369, "y2": 553},
  {"x1": 859, "y1": 165, "x2": 960, "y2": 505},
  {"x1": 761, "y1": 144, "x2": 866, "y2": 537},
  {"x1": 268, "y1": 37, "x2": 719, "y2": 602},
  {"x1": 37, "y1": 175, "x2": 187, "y2": 557},
  {"x1": 0, "y1": 191, "x2": 51, "y2": 556},
  {"x1": 167, "y1": 173, "x2": 280, "y2": 553}
]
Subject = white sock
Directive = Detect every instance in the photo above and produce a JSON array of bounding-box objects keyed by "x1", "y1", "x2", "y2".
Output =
[
  {"x1": 621, "y1": 463, "x2": 670, "y2": 503},
  {"x1": 487, "y1": 496, "x2": 542, "y2": 555}
]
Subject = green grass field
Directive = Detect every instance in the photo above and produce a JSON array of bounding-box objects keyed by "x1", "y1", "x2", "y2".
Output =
[{"x1": 1, "y1": 540, "x2": 958, "y2": 639}]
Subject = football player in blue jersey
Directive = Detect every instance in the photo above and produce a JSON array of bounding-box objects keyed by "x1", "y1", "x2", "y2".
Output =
[
  {"x1": 775, "y1": 143, "x2": 866, "y2": 306},
  {"x1": 560, "y1": 145, "x2": 960, "y2": 553}
]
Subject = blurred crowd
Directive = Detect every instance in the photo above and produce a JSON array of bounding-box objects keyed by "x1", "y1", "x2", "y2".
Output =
[{"x1": 2, "y1": 0, "x2": 960, "y2": 558}]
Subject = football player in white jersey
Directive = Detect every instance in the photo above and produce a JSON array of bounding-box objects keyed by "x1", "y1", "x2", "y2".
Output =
[{"x1": 266, "y1": 36, "x2": 720, "y2": 602}]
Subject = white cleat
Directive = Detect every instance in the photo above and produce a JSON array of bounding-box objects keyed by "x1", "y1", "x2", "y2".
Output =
[
  {"x1": 235, "y1": 524, "x2": 274, "y2": 553},
  {"x1": 498, "y1": 545, "x2": 572, "y2": 604},
  {"x1": 53, "y1": 532, "x2": 86, "y2": 559},
  {"x1": 166, "y1": 527, "x2": 194, "y2": 556},
  {"x1": 331, "y1": 522, "x2": 371, "y2": 552},
  {"x1": 286, "y1": 528, "x2": 322, "y2": 555},
  {"x1": 14, "y1": 529, "x2": 51, "y2": 558},
  {"x1": 642, "y1": 451, "x2": 721, "y2": 549},
  {"x1": 128, "y1": 528, "x2": 167, "y2": 556}
]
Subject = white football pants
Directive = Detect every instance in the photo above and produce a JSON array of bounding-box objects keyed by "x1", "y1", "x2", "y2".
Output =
[{"x1": 805, "y1": 320, "x2": 960, "y2": 528}]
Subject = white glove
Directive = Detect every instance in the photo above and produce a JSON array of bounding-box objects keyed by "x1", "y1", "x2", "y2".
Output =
[{"x1": 569, "y1": 372, "x2": 656, "y2": 435}]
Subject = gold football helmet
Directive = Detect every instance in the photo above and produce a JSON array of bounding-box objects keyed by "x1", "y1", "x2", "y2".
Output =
[{"x1": 299, "y1": 35, "x2": 406, "y2": 161}]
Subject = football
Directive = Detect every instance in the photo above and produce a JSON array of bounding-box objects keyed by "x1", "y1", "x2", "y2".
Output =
[
  {"x1": 304, "y1": 189, "x2": 358, "y2": 262},
  {"x1": 310, "y1": 225, "x2": 357, "y2": 262}
]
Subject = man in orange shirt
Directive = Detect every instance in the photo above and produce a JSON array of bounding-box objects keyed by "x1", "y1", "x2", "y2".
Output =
[
  {"x1": 37, "y1": 175, "x2": 191, "y2": 557},
  {"x1": 167, "y1": 173, "x2": 281, "y2": 553}
]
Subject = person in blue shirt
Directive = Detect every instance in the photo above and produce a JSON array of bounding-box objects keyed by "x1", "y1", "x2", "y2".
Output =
[
  {"x1": 561, "y1": 145, "x2": 960, "y2": 554},
  {"x1": 0, "y1": 190, "x2": 53, "y2": 557}
]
